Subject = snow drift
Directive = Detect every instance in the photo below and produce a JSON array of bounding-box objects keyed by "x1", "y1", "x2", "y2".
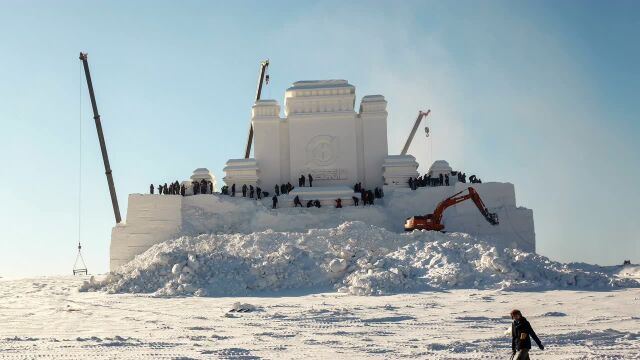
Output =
[{"x1": 83, "y1": 222, "x2": 639, "y2": 296}]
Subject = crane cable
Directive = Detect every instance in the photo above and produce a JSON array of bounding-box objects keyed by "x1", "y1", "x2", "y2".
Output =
[{"x1": 74, "y1": 61, "x2": 87, "y2": 275}]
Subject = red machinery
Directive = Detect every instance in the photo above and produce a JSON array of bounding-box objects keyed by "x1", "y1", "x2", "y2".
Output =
[{"x1": 404, "y1": 187, "x2": 499, "y2": 232}]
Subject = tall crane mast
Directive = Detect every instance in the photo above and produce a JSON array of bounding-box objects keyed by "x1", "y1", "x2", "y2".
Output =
[
  {"x1": 400, "y1": 110, "x2": 431, "y2": 155},
  {"x1": 244, "y1": 59, "x2": 270, "y2": 158},
  {"x1": 79, "y1": 52, "x2": 122, "y2": 224}
]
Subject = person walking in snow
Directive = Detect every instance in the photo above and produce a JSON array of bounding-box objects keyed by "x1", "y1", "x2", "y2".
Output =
[
  {"x1": 301, "y1": 175, "x2": 306, "y2": 187},
  {"x1": 275, "y1": 184, "x2": 280, "y2": 196},
  {"x1": 510, "y1": 309, "x2": 544, "y2": 360},
  {"x1": 293, "y1": 195, "x2": 302, "y2": 207},
  {"x1": 249, "y1": 185, "x2": 254, "y2": 198},
  {"x1": 180, "y1": 184, "x2": 186, "y2": 196},
  {"x1": 231, "y1": 184, "x2": 236, "y2": 197},
  {"x1": 272, "y1": 195, "x2": 278, "y2": 209},
  {"x1": 308, "y1": 174, "x2": 313, "y2": 187},
  {"x1": 242, "y1": 184, "x2": 247, "y2": 197},
  {"x1": 150, "y1": 184, "x2": 154, "y2": 194},
  {"x1": 445, "y1": 174, "x2": 450, "y2": 186},
  {"x1": 352, "y1": 196, "x2": 359, "y2": 206},
  {"x1": 256, "y1": 186, "x2": 262, "y2": 199}
]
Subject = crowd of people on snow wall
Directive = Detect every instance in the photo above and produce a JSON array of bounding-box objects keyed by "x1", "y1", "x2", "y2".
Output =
[
  {"x1": 407, "y1": 170, "x2": 483, "y2": 190},
  {"x1": 150, "y1": 179, "x2": 214, "y2": 196},
  {"x1": 215, "y1": 175, "x2": 384, "y2": 209}
]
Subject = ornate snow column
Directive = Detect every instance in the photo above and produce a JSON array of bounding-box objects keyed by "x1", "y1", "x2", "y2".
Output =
[
  {"x1": 223, "y1": 159, "x2": 259, "y2": 188},
  {"x1": 190, "y1": 168, "x2": 217, "y2": 192},
  {"x1": 359, "y1": 95, "x2": 388, "y2": 188},
  {"x1": 382, "y1": 155, "x2": 419, "y2": 188},
  {"x1": 252, "y1": 100, "x2": 282, "y2": 191},
  {"x1": 427, "y1": 160, "x2": 453, "y2": 179}
]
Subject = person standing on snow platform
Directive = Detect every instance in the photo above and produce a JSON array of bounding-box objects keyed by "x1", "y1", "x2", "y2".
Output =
[
  {"x1": 287, "y1": 182, "x2": 293, "y2": 193},
  {"x1": 306, "y1": 200, "x2": 313, "y2": 208},
  {"x1": 150, "y1": 184, "x2": 154, "y2": 194},
  {"x1": 256, "y1": 187, "x2": 262, "y2": 199},
  {"x1": 294, "y1": 195, "x2": 303, "y2": 207},
  {"x1": 408, "y1": 177, "x2": 413, "y2": 190},
  {"x1": 335, "y1": 198, "x2": 342, "y2": 208},
  {"x1": 352, "y1": 196, "x2": 359, "y2": 206},
  {"x1": 231, "y1": 184, "x2": 236, "y2": 197},
  {"x1": 209, "y1": 182, "x2": 213, "y2": 194},
  {"x1": 201, "y1": 179, "x2": 207, "y2": 194},
  {"x1": 301, "y1": 175, "x2": 306, "y2": 187},
  {"x1": 249, "y1": 185, "x2": 254, "y2": 198},
  {"x1": 438, "y1": 173, "x2": 443, "y2": 186},
  {"x1": 275, "y1": 185, "x2": 280, "y2": 196},
  {"x1": 445, "y1": 174, "x2": 450, "y2": 186},
  {"x1": 271, "y1": 195, "x2": 278, "y2": 209},
  {"x1": 180, "y1": 184, "x2": 186, "y2": 196},
  {"x1": 308, "y1": 174, "x2": 313, "y2": 187},
  {"x1": 510, "y1": 309, "x2": 544, "y2": 359},
  {"x1": 367, "y1": 190, "x2": 374, "y2": 205},
  {"x1": 242, "y1": 184, "x2": 247, "y2": 197}
]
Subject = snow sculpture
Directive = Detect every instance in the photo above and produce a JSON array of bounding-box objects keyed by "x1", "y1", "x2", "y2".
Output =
[
  {"x1": 224, "y1": 80, "x2": 389, "y2": 191},
  {"x1": 108, "y1": 79, "x2": 537, "y2": 272}
]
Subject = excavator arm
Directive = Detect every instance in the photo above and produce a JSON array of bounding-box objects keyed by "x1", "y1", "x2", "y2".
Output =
[{"x1": 431, "y1": 187, "x2": 499, "y2": 226}]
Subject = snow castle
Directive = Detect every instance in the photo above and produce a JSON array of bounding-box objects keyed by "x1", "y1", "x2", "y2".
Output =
[{"x1": 110, "y1": 80, "x2": 535, "y2": 271}]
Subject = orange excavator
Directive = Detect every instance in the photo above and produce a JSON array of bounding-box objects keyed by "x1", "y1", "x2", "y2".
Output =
[{"x1": 404, "y1": 187, "x2": 499, "y2": 232}]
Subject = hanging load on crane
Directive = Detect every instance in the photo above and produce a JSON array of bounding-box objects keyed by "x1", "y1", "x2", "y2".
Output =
[
  {"x1": 400, "y1": 110, "x2": 431, "y2": 155},
  {"x1": 404, "y1": 187, "x2": 499, "y2": 232}
]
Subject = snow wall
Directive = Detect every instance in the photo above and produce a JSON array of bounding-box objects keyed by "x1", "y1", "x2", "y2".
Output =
[{"x1": 110, "y1": 182, "x2": 534, "y2": 271}]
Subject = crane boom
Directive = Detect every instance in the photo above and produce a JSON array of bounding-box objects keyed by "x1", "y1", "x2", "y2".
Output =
[
  {"x1": 79, "y1": 52, "x2": 122, "y2": 224},
  {"x1": 244, "y1": 59, "x2": 270, "y2": 159},
  {"x1": 400, "y1": 110, "x2": 430, "y2": 155}
]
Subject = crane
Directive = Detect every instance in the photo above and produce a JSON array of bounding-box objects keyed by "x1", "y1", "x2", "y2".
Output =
[
  {"x1": 79, "y1": 52, "x2": 122, "y2": 224},
  {"x1": 400, "y1": 109, "x2": 431, "y2": 155},
  {"x1": 404, "y1": 187, "x2": 499, "y2": 232},
  {"x1": 244, "y1": 59, "x2": 270, "y2": 158}
]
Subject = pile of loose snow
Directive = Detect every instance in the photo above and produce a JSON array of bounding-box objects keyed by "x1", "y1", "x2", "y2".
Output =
[{"x1": 81, "y1": 222, "x2": 639, "y2": 296}]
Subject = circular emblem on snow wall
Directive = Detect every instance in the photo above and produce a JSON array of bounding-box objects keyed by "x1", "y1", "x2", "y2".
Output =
[{"x1": 306, "y1": 135, "x2": 338, "y2": 166}]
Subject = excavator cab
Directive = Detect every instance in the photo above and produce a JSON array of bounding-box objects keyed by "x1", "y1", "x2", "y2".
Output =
[{"x1": 404, "y1": 215, "x2": 444, "y2": 232}]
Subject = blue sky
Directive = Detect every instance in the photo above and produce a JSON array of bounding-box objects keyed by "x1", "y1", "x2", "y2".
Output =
[{"x1": 0, "y1": 1, "x2": 638, "y2": 277}]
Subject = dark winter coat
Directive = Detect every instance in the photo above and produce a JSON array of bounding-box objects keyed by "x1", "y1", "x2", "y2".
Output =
[{"x1": 512, "y1": 317, "x2": 542, "y2": 351}]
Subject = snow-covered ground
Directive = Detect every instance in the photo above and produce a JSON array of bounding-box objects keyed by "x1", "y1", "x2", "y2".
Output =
[
  {"x1": 1, "y1": 276, "x2": 639, "y2": 359},
  {"x1": 3, "y1": 222, "x2": 639, "y2": 358}
]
